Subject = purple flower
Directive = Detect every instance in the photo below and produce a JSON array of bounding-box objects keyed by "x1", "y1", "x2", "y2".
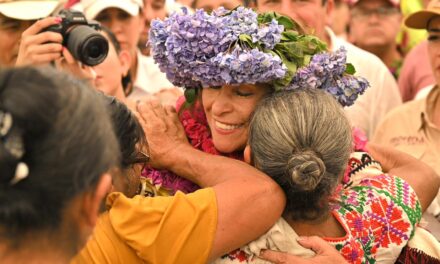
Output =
[
  {"x1": 287, "y1": 47, "x2": 370, "y2": 107},
  {"x1": 253, "y1": 19, "x2": 284, "y2": 49},
  {"x1": 149, "y1": 7, "x2": 286, "y2": 88}
]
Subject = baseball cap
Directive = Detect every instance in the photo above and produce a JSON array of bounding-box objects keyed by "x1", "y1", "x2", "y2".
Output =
[
  {"x1": 405, "y1": 0, "x2": 440, "y2": 29},
  {"x1": 81, "y1": 0, "x2": 143, "y2": 20},
  {"x1": 348, "y1": 0, "x2": 400, "y2": 8},
  {"x1": 0, "y1": 0, "x2": 61, "y2": 20}
]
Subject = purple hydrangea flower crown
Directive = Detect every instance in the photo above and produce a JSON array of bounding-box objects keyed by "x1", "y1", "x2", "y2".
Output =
[{"x1": 149, "y1": 6, "x2": 369, "y2": 107}]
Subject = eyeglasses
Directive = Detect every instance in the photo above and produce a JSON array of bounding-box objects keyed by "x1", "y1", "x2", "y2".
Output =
[
  {"x1": 428, "y1": 29, "x2": 440, "y2": 47},
  {"x1": 133, "y1": 150, "x2": 150, "y2": 171},
  {"x1": 351, "y1": 7, "x2": 400, "y2": 20}
]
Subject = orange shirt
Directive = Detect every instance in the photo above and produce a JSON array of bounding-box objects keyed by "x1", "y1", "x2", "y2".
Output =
[{"x1": 71, "y1": 188, "x2": 217, "y2": 264}]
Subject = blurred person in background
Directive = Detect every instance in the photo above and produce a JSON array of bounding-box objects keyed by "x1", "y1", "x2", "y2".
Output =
[
  {"x1": 373, "y1": 0, "x2": 440, "y2": 239},
  {"x1": 191, "y1": 0, "x2": 242, "y2": 12},
  {"x1": 348, "y1": 0, "x2": 404, "y2": 80},
  {"x1": 0, "y1": 0, "x2": 62, "y2": 67},
  {"x1": 81, "y1": 0, "x2": 180, "y2": 104},
  {"x1": 399, "y1": 0, "x2": 435, "y2": 102},
  {"x1": 139, "y1": 0, "x2": 184, "y2": 56},
  {"x1": 331, "y1": 0, "x2": 350, "y2": 39},
  {"x1": 398, "y1": 39, "x2": 435, "y2": 102}
]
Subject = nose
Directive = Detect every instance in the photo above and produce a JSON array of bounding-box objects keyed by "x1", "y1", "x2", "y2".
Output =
[
  {"x1": 280, "y1": 1, "x2": 298, "y2": 20},
  {"x1": 211, "y1": 89, "x2": 233, "y2": 117},
  {"x1": 106, "y1": 19, "x2": 123, "y2": 34},
  {"x1": 367, "y1": 12, "x2": 381, "y2": 23}
]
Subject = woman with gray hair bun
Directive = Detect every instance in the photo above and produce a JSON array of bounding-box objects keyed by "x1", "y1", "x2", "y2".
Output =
[
  {"x1": 249, "y1": 89, "x2": 352, "y2": 222},
  {"x1": 240, "y1": 89, "x2": 439, "y2": 264}
]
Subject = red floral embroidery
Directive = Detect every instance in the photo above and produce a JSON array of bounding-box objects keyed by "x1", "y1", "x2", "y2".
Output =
[
  {"x1": 224, "y1": 249, "x2": 248, "y2": 262},
  {"x1": 369, "y1": 197, "x2": 410, "y2": 248},
  {"x1": 345, "y1": 211, "x2": 370, "y2": 239},
  {"x1": 341, "y1": 239, "x2": 364, "y2": 264}
]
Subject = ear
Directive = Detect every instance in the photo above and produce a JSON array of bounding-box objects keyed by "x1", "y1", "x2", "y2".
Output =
[
  {"x1": 244, "y1": 145, "x2": 252, "y2": 165},
  {"x1": 81, "y1": 173, "x2": 112, "y2": 227},
  {"x1": 119, "y1": 50, "x2": 132, "y2": 77}
]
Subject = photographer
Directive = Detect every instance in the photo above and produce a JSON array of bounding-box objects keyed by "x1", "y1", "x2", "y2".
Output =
[
  {"x1": 0, "y1": 0, "x2": 99, "y2": 85},
  {"x1": 81, "y1": 0, "x2": 180, "y2": 103},
  {"x1": 0, "y1": 0, "x2": 62, "y2": 67}
]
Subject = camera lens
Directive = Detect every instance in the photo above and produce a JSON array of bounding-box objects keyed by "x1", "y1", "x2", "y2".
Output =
[
  {"x1": 87, "y1": 45, "x2": 101, "y2": 59},
  {"x1": 66, "y1": 25, "x2": 109, "y2": 66}
]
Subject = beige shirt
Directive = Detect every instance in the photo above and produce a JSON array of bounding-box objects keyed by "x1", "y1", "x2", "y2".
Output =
[
  {"x1": 128, "y1": 51, "x2": 176, "y2": 102},
  {"x1": 327, "y1": 28, "x2": 402, "y2": 139},
  {"x1": 373, "y1": 86, "x2": 440, "y2": 214}
]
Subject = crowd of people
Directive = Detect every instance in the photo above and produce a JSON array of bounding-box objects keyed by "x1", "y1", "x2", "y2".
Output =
[{"x1": 0, "y1": 0, "x2": 440, "y2": 263}]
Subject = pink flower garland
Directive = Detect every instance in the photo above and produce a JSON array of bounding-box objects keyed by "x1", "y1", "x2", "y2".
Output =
[{"x1": 141, "y1": 97, "x2": 242, "y2": 195}]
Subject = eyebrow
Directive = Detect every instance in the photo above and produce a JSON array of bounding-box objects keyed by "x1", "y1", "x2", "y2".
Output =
[
  {"x1": 428, "y1": 28, "x2": 440, "y2": 33},
  {"x1": 0, "y1": 17, "x2": 20, "y2": 24}
]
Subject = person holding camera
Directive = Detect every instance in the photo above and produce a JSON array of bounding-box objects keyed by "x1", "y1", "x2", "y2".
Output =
[
  {"x1": 80, "y1": 0, "x2": 179, "y2": 103},
  {"x1": 0, "y1": 0, "x2": 102, "y2": 85},
  {"x1": 0, "y1": 0, "x2": 62, "y2": 67}
]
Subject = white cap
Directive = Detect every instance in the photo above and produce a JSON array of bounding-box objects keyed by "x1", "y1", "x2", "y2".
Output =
[
  {"x1": 81, "y1": 0, "x2": 143, "y2": 20},
  {"x1": 0, "y1": 0, "x2": 61, "y2": 20}
]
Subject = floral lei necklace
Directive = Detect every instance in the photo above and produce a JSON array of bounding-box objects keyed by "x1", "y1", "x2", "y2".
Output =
[
  {"x1": 141, "y1": 97, "x2": 243, "y2": 195},
  {"x1": 141, "y1": 97, "x2": 368, "y2": 196}
]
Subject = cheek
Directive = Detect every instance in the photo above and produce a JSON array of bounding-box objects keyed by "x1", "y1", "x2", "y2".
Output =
[
  {"x1": 201, "y1": 89, "x2": 215, "y2": 111},
  {"x1": 0, "y1": 33, "x2": 19, "y2": 65}
]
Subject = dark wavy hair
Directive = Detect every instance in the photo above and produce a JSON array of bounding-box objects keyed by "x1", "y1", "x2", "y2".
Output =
[
  {"x1": 102, "y1": 95, "x2": 147, "y2": 170},
  {"x1": 0, "y1": 66, "x2": 119, "y2": 240}
]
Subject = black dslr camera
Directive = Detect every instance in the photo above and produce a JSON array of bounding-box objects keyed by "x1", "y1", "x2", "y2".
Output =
[{"x1": 45, "y1": 9, "x2": 108, "y2": 66}]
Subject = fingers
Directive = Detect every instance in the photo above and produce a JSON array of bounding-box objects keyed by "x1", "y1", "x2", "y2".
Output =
[
  {"x1": 16, "y1": 17, "x2": 63, "y2": 66},
  {"x1": 28, "y1": 53, "x2": 63, "y2": 64},
  {"x1": 164, "y1": 105, "x2": 177, "y2": 115},
  {"x1": 296, "y1": 236, "x2": 333, "y2": 255},
  {"x1": 22, "y1": 17, "x2": 62, "y2": 36},
  {"x1": 26, "y1": 42, "x2": 63, "y2": 55},
  {"x1": 259, "y1": 249, "x2": 299, "y2": 263},
  {"x1": 22, "y1": 31, "x2": 63, "y2": 46},
  {"x1": 62, "y1": 48, "x2": 76, "y2": 64},
  {"x1": 137, "y1": 101, "x2": 165, "y2": 132}
]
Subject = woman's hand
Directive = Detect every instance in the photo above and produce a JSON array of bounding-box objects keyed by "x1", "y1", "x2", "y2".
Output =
[
  {"x1": 259, "y1": 236, "x2": 348, "y2": 264},
  {"x1": 15, "y1": 17, "x2": 63, "y2": 66},
  {"x1": 136, "y1": 100, "x2": 189, "y2": 169}
]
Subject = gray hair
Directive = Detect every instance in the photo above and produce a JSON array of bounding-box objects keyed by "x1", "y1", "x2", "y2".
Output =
[{"x1": 249, "y1": 89, "x2": 352, "y2": 221}]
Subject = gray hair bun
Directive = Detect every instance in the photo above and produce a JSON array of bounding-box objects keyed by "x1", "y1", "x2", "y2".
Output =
[{"x1": 287, "y1": 150, "x2": 326, "y2": 191}]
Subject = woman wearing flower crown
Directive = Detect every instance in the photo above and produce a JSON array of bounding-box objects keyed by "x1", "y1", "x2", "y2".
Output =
[
  {"x1": 143, "y1": 6, "x2": 371, "y2": 195},
  {"x1": 139, "y1": 6, "x2": 439, "y2": 263}
]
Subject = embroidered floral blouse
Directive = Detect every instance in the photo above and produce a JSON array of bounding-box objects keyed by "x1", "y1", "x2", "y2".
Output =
[
  {"x1": 212, "y1": 154, "x2": 422, "y2": 264},
  {"x1": 327, "y1": 174, "x2": 421, "y2": 264}
]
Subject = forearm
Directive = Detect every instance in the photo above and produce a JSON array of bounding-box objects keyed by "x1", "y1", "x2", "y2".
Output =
[
  {"x1": 366, "y1": 143, "x2": 440, "y2": 211},
  {"x1": 166, "y1": 144, "x2": 267, "y2": 187},
  {"x1": 166, "y1": 145, "x2": 286, "y2": 261}
]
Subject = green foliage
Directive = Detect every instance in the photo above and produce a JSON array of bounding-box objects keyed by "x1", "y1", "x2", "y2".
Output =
[
  {"x1": 345, "y1": 63, "x2": 356, "y2": 75},
  {"x1": 184, "y1": 88, "x2": 198, "y2": 104}
]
